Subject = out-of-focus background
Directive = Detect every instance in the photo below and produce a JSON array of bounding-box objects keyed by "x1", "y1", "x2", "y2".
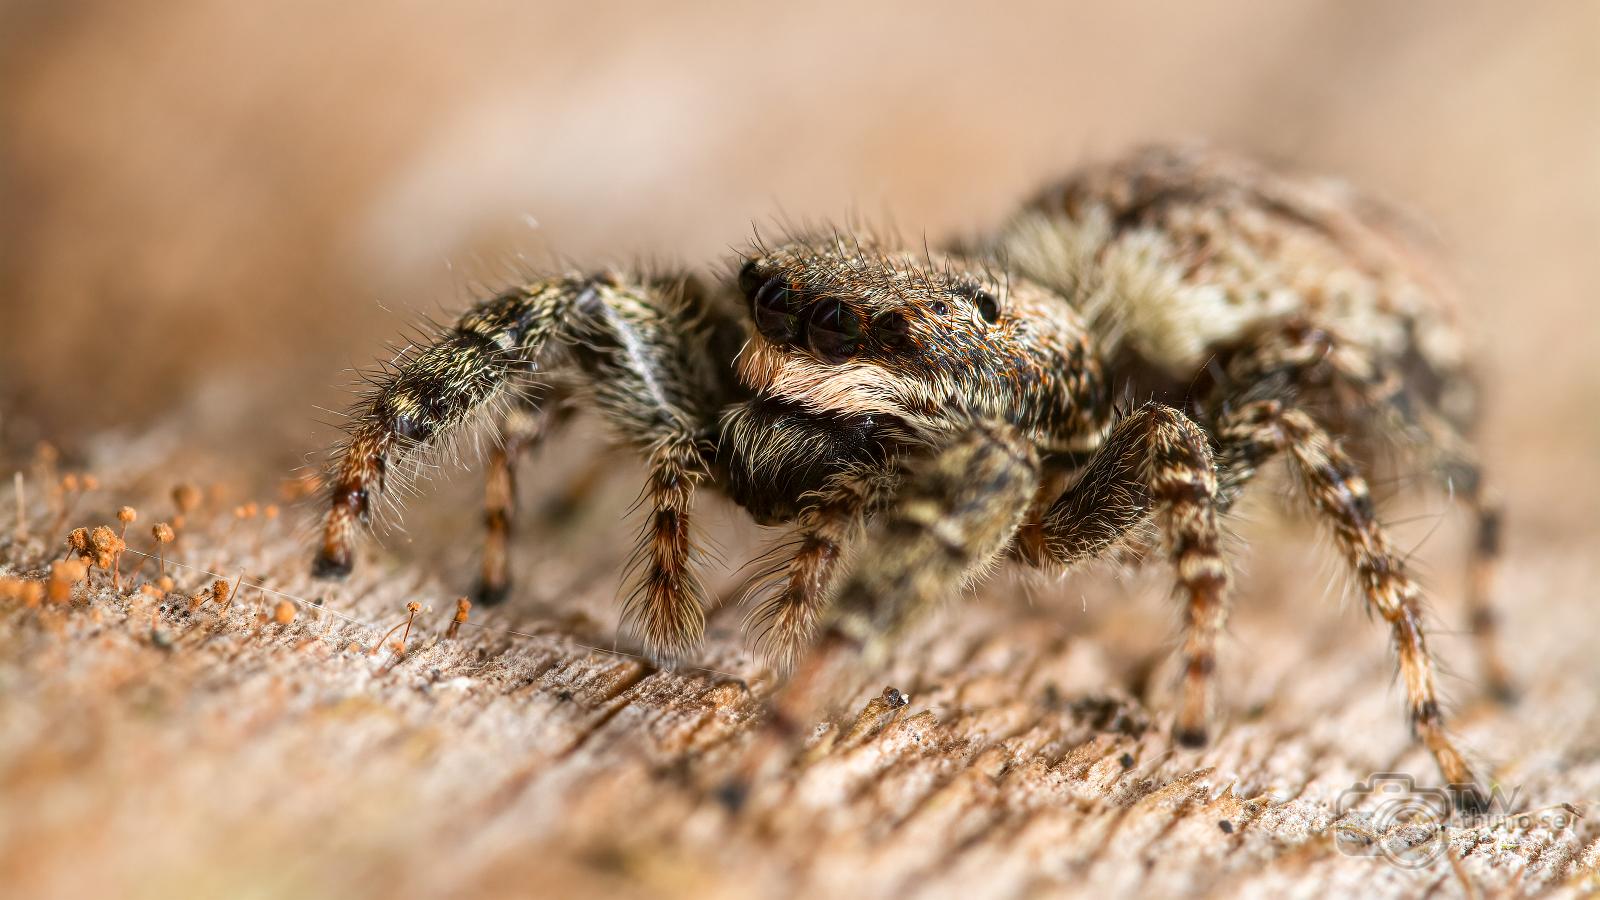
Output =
[
  {"x1": 3, "y1": 1, "x2": 1596, "y2": 475},
  {"x1": 2, "y1": 3, "x2": 1598, "y2": 897}
]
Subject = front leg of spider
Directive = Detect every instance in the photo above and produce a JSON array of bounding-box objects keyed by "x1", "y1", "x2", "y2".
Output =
[{"x1": 313, "y1": 273, "x2": 733, "y2": 659}]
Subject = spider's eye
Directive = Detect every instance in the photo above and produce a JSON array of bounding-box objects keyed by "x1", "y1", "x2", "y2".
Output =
[
  {"x1": 752, "y1": 278, "x2": 803, "y2": 344},
  {"x1": 807, "y1": 299, "x2": 862, "y2": 363},
  {"x1": 973, "y1": 289, "x2": 1000, "y2": 324},
  {"x1": 871, "y1": 310, "x2": 913, "y2": 351}
]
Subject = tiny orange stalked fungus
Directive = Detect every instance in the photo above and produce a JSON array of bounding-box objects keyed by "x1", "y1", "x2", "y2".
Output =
[
  {"x1": 401, "y1": 601, "x2": 422, "y2": 647},
  {"x1": 171, "y1": 483, "x2": 201, "y2": 528},
  {"x1": 447, "y1": 596, "x2": 471, "y2": 639},
  {"x1": 263, "y1": 504, "x2": 280, "y2": 520},
  {"x1": 273, "y1": 599, "x2": 295, "y2": 625},
  {"x1": 116, "y1": 508, "x2": 138, "y2": 575},
  {"x1": 20, "y1": 581, "x2": 44, "y2": 608},
  {"x1": 90, "y1": 524, "x2": 127, "y2": 591},
  {"x1": 152, "y1": 521, "x2": 175, "y2": 579},
  {"x1": 173, "y1": 483, "x2": 201, "y2": 512},
  {"x1": 209, "y1": 578, "x2": 230, "y2": 608},
  {"x1": 81, "y1": 474, "x2": 99, "y2": 492},
  {"x1": 89, "y1": 525, "x2": 116, "y2": 556},
  {"x1": 373, "y1": 601, "x2": 423, "y2": 656},
  {"x1": 157, "y1": 575, "x2": 173, "y2": 593},
  {"x1": 61, "y1": 474, "x2": 80, "y2": 493},
  {"x1": 67, "y1": 527, "x2": 91, "y2": 562}
]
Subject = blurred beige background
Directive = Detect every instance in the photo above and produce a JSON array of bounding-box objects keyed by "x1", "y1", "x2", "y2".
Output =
[{"x1": 3, "y1": 1, "x2": 1595, "y2": 489}]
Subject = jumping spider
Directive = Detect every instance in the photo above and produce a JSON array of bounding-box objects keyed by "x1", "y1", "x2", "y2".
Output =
[{"x1": 311, "y1": 145, "x2": 1508, "y2": 805}]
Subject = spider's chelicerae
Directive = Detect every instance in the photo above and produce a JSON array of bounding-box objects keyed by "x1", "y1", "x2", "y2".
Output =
[{"x1": 311, "y1": 145, "x2": 1509, "y2": 806}]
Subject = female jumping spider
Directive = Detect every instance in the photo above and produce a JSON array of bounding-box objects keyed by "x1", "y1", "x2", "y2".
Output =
[{"x1": 311, "y1": 145, "x2": 1508, "y2": 804}]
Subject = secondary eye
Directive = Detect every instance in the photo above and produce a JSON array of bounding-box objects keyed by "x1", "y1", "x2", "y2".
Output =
[
  {"x1": 752, "y1": 278, "x2": 803, "y2": 344},
  {"x1": 807, "y1": 299, "x2": 862, "y2": 363},
  {"x1": 871, "y1": 311, "x2": 913, "y2": 351},
  {"x1": 973, "y1": 289, "x2": 1001, "y2": 324}
]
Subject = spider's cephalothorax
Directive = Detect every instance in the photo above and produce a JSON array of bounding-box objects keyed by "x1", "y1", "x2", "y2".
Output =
[{"x1": 311, "y1": 146, "x2": 1508, "y2": 807}]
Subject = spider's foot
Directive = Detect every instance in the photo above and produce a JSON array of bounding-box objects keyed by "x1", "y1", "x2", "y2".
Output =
[
  {"x1": 1451, "y1": 782, "x2": 1493, "y2": 816},
  {"x1": 1173, "y1": 724, "x2": 1210, "y2": 749},
  {"x1": 473, "y1": 578, "x2": 512, "y2": 607},
  {"x1": 310, "y1": 549, "x2": 353, "y2": 580}
]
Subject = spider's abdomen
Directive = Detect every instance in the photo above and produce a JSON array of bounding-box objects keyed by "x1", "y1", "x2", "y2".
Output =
[
  {"x1": 999, "y1": 145, "x2": 1473, "y2": 422},
  {"x1": 718, "y1": 396, "x2": 901, "y2": 525}
]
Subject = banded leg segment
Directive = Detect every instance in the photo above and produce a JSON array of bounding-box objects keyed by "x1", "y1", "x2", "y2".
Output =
[
  {"x1": 1464, "y1": 487, "x2": 1512, "y2": 702},
  {"x1": 1415, "y1": 412, "x2": 1515, "y2": 702},
  {"x1": 1307, "y1": 327, "x2": 1516, "y2": 703},
  {"x1": 1215, "y1": 323, "x2": 1515, "y2": 703},
  {"x1": 625, "y1": 433, "x2": 711, "y2": 659},
  {"x1": 477, "y1": 401, "x2": 566, "y2": 606},
  {"x1": 577, "y1": 277, "x2": 731, "y2": 659},
  {"x1": 1038, "y1": 402, "x2": 1231, "y2": 747},
  {"x1": 1216, "y1": 398, "x2": 1482, "y2": 798}
]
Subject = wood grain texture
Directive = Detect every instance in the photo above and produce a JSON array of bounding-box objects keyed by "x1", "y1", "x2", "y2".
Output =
[{"x1": 1, "y1": 427, "x2": 1595, "y2": 899}]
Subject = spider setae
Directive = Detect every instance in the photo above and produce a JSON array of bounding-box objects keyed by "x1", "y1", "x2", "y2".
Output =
[{"x1": 310, "y1": 146, "x2": 1509, "y2": 805}]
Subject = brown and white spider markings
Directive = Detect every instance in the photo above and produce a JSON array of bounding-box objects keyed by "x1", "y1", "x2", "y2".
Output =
[{"x1": 311, "y1": 145, "x2": 1509, "y2": 807}]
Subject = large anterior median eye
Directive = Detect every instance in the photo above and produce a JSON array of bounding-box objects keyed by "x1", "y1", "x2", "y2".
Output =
[
  {"x1": 807, "y1": 299, "x2": 861, "y2": 363},
  {"x1": 973, "y1": 289, "x2": 1000, "y2": 324},
  {"x1": 752, "y1": 278, "x2": 803, "y2": 344}
]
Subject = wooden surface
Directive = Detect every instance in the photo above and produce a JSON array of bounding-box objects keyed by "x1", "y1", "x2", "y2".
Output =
[{"x1": 1, "y1": 422, "x2": 1596, "y2": 899}]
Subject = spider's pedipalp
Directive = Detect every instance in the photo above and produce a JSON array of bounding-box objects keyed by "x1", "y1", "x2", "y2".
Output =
[
  {"x1": 757, "y1": 421, "x2": 1041, "y2": 745},
  {"x1": 742, "y1": 463, "x2": 900, "y2": 671},
  {"x1": 829, "y1": 422, "x2": 1041, "y2": 644}
]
